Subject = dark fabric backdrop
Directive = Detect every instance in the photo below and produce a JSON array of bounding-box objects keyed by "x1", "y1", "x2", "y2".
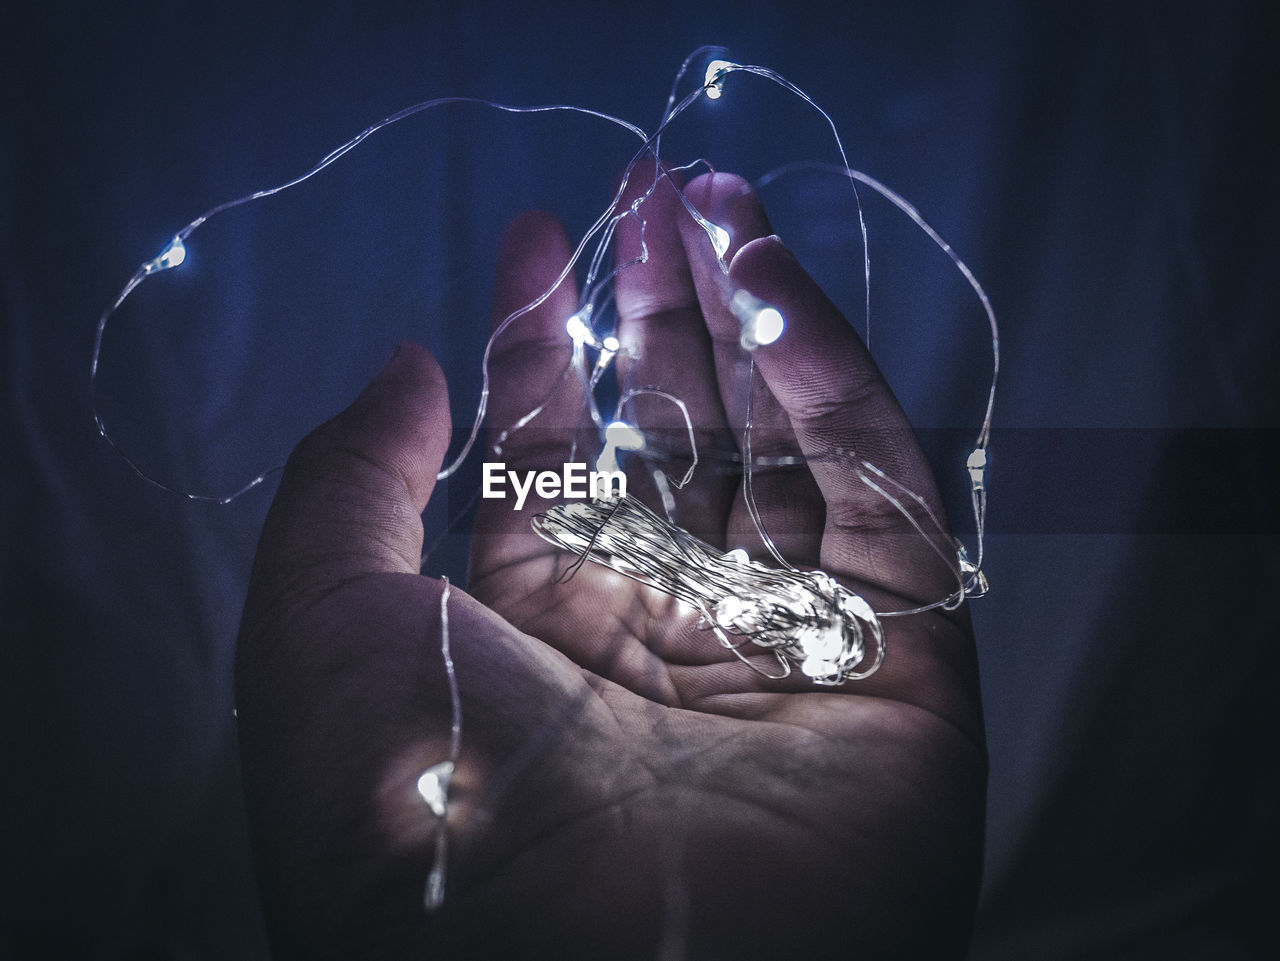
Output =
[{"x1": 3, "y1": 1, "x2": 1276, "y2": 958}]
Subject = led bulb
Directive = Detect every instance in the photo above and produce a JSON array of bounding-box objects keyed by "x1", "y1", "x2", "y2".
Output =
[
  {"x1": 796, "y1": 620, "x2": 848, "y2": 679},
  {"x1": 801, "y1": 654, "x2": 839, "y2": 679},
  {"x1": 704, "y1": 59, "x2": 735, "y2": 100},
  {"x1": 842, "y1": 592, "x2": 877, "y2": 624},
  {"x1": 595, "y1": 421, "x2": 646, "y2": 476},
  {"x1": 799, "y1": 623, "x2": 845, "y2": 662},
  {"x1": 966, "y1": 448, "x2": 988, "y2": 490},
  {"x1": 605, "y1": 421, "x2": 645, "y2": 451},
  {"x1": 417, "y1": 760, "x2": 454, "y2": 818},
  {"x1": 143, "y1": 235, "x2": 186, "y2": 275},
  {"x1": 704, "y1": 221, "x2": 730, "y2": 260},
  {"x1": 752, "y1": 307, "x2": 784, "y2": 345},
  {"x1": 729, "y1": 289, "x2": 786, "y2": 350},
  {"x1": 715, "y1": 594, "x2": 748, "y2": 625},
  {"x1": 565, "y1": 308, "x2": 596, "y2": 346}
]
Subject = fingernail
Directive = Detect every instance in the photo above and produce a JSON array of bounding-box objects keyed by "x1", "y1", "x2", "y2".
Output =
[{"x1": 729, "y1": 234, "x2": 792, "y2": 273}]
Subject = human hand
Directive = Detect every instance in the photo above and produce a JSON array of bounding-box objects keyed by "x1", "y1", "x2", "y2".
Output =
[{"x1": 236, "y1": 169, "x2": 986, "y2": 960}]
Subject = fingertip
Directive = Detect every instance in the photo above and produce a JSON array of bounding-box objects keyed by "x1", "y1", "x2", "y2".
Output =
[
  {"x1": 683, "y1": 170, "x2": 752, "y2": 213},
  {"x1": 298, "y1": 339, "x2": 451, "y2": 514},
  {"x1": 493, "y1": 211, "x2": 575, "y2": 332},
  {"x1": 727, "y1": 234, "x2": 837, "y2": 345},
  {"x1": 726, "y1": 234, "x2": 868, "y2": 420},
  {"x1": 682, "y1": 172, "x2": 772, "y2": 261},
  {"x1": 485, "y1": 207, "x2": 583, "y2": 448},
  {"x1": 727, "y1": 234, "x2": 798, "y2": 288},
  {"x1": 246, "y1": 340, "x2": 452, "y2": 608},
  {"x1": 729, "y1": 232, "x2": 785, "y2": 257},
  {"x1": 498, "y1": 209, "x2": 563, "y2": 256}
]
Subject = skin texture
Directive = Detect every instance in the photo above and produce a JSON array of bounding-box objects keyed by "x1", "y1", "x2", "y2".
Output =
[{"x1": 235, "y1": 169, "x2": 986, "y2": 960}]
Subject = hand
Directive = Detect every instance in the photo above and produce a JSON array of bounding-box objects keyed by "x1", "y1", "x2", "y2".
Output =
[{"x1": 235, "y1": 169, "x2": 986, "y2": 960}]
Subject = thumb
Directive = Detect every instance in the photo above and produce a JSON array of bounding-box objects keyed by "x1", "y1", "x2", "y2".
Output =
[{"x1": 244, "y1": 342, "x2": 450, "y2": 617}]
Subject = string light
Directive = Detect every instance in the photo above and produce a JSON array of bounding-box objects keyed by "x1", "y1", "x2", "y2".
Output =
[
  {"x1": 417, "y1": 762, "x2": 453, "y2": 819},
  {"x1": 702, "y1": 220, "x2": 731, "y2": 262},
  {"x1": 728, "y1": 289, "x2": 785, "y2": 350},
  {"x1": 88, "y1": 42, "x2": 1000, "y2": 630},
  {"x1": 533, "y1": 492, "x2": 884, "y2": 684},
  {"x1": 143, "y1": 235, "x2": 186, "y2": 274},
  {"x1": 91, "y1": 49, "x2": 1003, "y2": 907},
  {"x1": 418, "y1": 577, "x2": 461, "y2": 912},
  {"x1": 90, "y1": 51, "x2": 997, "y2": 561},
  {"x1": 703, "y1": 59, "x2": 736, "y2": 100},
  {"x1": 565, "y1": 307, "x2": 598, "y2": 347},
  {"x1": 596, "y1": 420, "x2": 646, "y2": 475}
]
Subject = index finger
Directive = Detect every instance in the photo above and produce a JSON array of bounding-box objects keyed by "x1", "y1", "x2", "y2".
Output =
[
  {"x1": 484, "y1": 210, "x2": 584, "y2": 459},
  {"x1": 613, "y1": 162, "x2": 734, "y2": 542},
  {"x1": 471, "y1": 211, "x2": 585, "y2": 578}
]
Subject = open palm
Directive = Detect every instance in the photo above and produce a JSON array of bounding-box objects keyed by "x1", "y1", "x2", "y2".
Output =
[{"x1": 236, "y1": 171, "x2": 985, "y2": 960}]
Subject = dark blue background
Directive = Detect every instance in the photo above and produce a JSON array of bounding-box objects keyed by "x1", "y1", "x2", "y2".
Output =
[{"x1": 3, "y1": 1, "x2": 1276, "y2": 957}]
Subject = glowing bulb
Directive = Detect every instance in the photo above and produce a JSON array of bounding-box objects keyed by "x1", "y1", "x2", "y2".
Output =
[
  {"x1": 417, "y1": 760, "x2": 454, "y2": 818},
  {"x1": 704, "y1": 221, "x2": 730, "y2": 260},
  {"x1": 704, "y1": 59, "x2": 735, "y2": 99},
  {"x1": 565, "y1": 308, "x2": 596, "y2": 346},
  {"x1": 800, "y1": 623, "x2": 845, "y2": 661},
  {"x1": 801, "y1": 654, "x2": 837, "y2": 679},
  {"x1": 966, "y1": 448, "x2": 988, "y2": 490},
  {"x1": 605, "y1": 420, "x2": 645, "y2": 451},
  {"x1": 716, "y1": 595, "x2": 746, "y2": 622},
  {"x1": 729, "y1": 289, "x2": 786, "y2": 350},
  {"x1": 724, "y1": 548, "x2": 749, "y2": 565},
  {"x1": 602, "y1": 335, "x2": 620, "y2": 352},
  {"x1": 752, "y1": 307, "x2": 784, "y2": 345},
  {"x1": 596, "y1": 420, "x2": 645, "y2": 476},
  {"x1": 142, "y1": 235, "x2": 185, "y2": 274},
  {"x1": 844, "y1": 593, "x2": 877, "y2": 623},
  {"x1": 795, "y1": 623, "x2": 842, "y2": 679}
]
